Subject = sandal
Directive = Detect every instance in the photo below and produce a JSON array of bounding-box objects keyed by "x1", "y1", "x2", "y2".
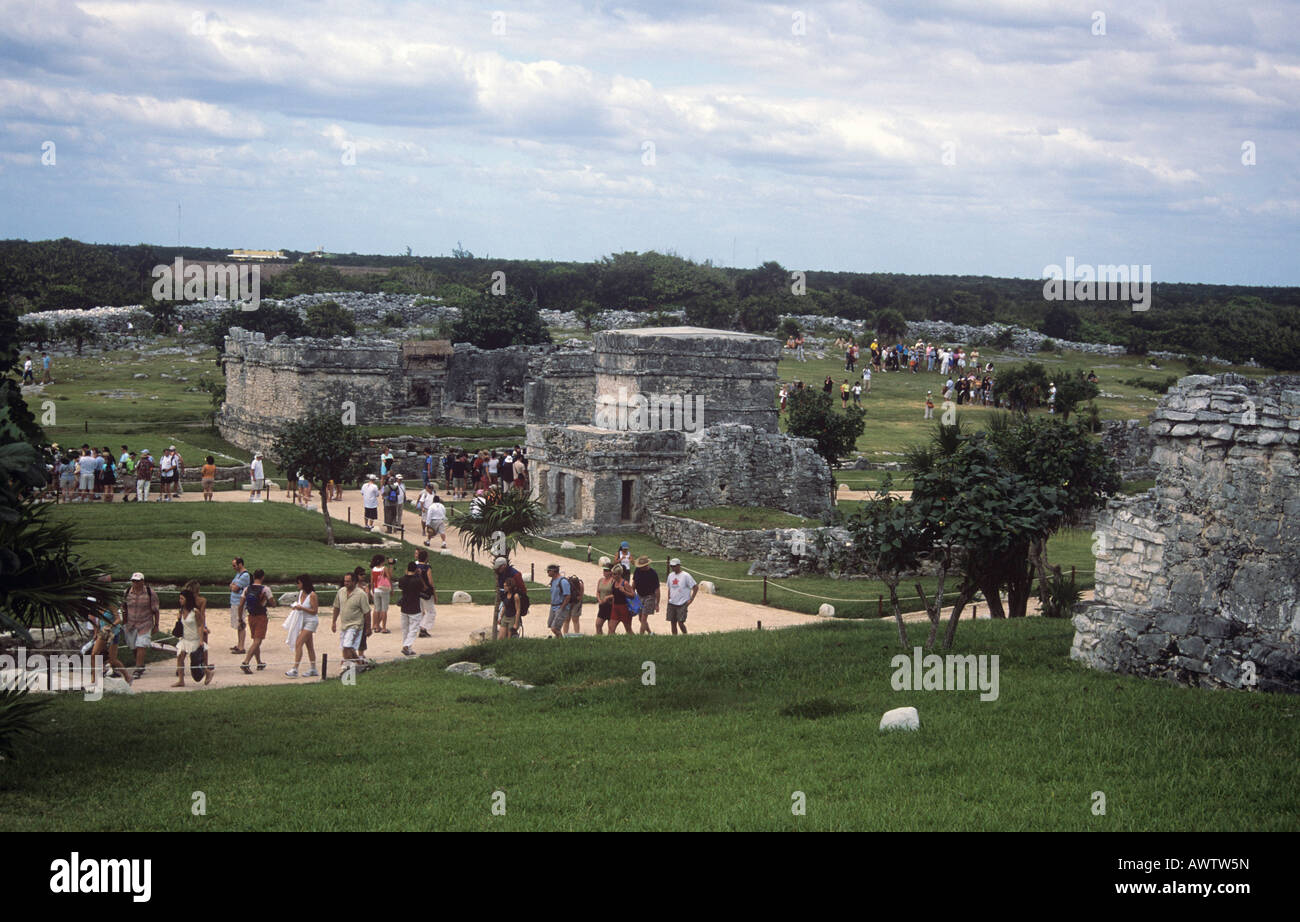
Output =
[
  {"x1": 240, "y1": 664, "x2": 253, "y2": 675},
  {"x1": 256, "y1": 663, "x2": 266, "y2": 671},
  {"x1": 229, "y1": 646, "x2": 245, "y2": 654}
]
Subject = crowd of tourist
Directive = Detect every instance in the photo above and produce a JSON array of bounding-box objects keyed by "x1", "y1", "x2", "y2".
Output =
[{"x1": 49, "y1": 443, "x2": 199, "y2": 502}]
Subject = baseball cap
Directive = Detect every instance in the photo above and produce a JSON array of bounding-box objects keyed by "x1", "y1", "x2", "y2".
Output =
[
  {"x1": 367, "y1": 474, "x2": 378, "y2": 481},
  {"x1": 669, "y1": 558, "x2": 681, "y2": 566},
  {"x1": 130, "y1": 572, "x2": 144, "y2": 581},
  {"x1": 601, "y1": 562, "x2": 612, "y2": 571},
  {"x1": 493, "y1": 556, "x2": 509, "y2": 569},
  {"x1": 168, "y1": 445, "x2": 176, "y2": 450},
  {"x1": 619, "y1": 541, "x2": 630, "y2": 549}
]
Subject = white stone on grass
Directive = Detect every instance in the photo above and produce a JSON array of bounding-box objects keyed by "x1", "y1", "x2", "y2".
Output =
[
  {"x1": 445, "y1": 661, "x2": 481, "y2": 674},
  {"x1": 818, "y1": 603, "x2": 835, "y2": 617},
  {"x1": 560, "y1": 540, "x2": 577, "y2": 549},
  {"x1": 879, "y1": 706, "x2": 920, "y2": 732},
  {"x1": 451, "y1": 590, "x2": 473, "y2": 604},
  {"x1": 699, "y1": 581, "x2": 716, "y2": 594}
]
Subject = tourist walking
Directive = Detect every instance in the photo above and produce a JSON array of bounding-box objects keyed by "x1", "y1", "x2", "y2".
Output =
[
  {"x1": 415, "y1": 548, "x2": 437, "y2": 637},
  {"x1": 545, "y1": 564, "x2": 572, "y2": 639},
  {"x1": 229, "y1": 557, "x2": 251, "y2": 654},
  {"x1": 396, "y1": 562, "x2": 425, "y2": 656},
  {"x1": 422, "y1": 491, "x2": 447, "y2": 549},
  {"x1": 615, "y1": 540, "x2": 633, "y2": 572},
  {"x1": 382, "y1": 475, "x2": 404, "y2": 535},
  {"x1": 632, "y1": 556, "x2": 660, "y2": 634},
  {"x1": 925, "y1": 391, "x2": 934, "y2": 420},
  {"x1": 121, "y1": 571, "x2": 160, "y2": 680},
  {"x1": 134, "y1": 449, "x2": 154, "y2": 503},
  {"x1": 172, "y1": 588, "x2": 212, "y2": 687},
  {"x1": 370, "y1": 553, "x2": 393, "y2": 634},
  {"x1": 494, "y1": 557, "x2": 528, "y2": 639},
  {"x1": 248, "y1": 452, "x2": 265, "y2": 502},
  {"x1": 284, "y1": 574, "x2": 320, "y2": 678},
  {"x1": 88, "y1": 594, "x2": 130, "y2": 682},
  {"x1": 664, "y1": 559, "x2": 698, "y2": 635},
  {"x1": 595, "y1": 561, "x2": 614, "y2": 635},
  {"x1": 607, "y1": 564, "x2": 635, "y2": 635},
  {"x1": 238, "y1": 569, "x2": 274, "y2": 673},
  {"x1": 332, "y1": 570, "x2": 371, "y2": 664},
  {"x1": 360, "y1": 474, "x2": 380, "y2": 530},
  {"x1": 41, "y1": 352, "x2": 51, "y2": 384}
]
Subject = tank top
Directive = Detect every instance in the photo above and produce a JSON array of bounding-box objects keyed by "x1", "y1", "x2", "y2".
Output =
[
  {"x1": 372, "y1": 566, "x2": 391, "y2": 589},
  {"x1": 202, "y1": 463, "x2": 216, "y2": 478},
  {"x1": 180, "y1": 610, "x2": 201, "y2": 645}
]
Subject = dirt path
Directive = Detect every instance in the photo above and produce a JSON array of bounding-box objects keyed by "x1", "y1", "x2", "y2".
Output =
[{"x1": 111, "y1": 487, "x2": 1078, "y2": 693}]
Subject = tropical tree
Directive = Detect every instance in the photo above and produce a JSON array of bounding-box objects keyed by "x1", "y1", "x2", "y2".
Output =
[
  {"x1": 304, "y1": 300, "x2": 357, "y2": 338},
  {"x1": 785, "y1": 386, "x2": 866, "y2": 474},
  {"x1": 55, "y1": 317, "x2": 96, "y2": 356},
  {"x1": 269, "y1": 411, "x2": 370, "y2": 546},
  {"x1": 447, "y1": 485, "x2": 548, "y2": 561},
  {"x1": 873, "y1": 308, "x2": 908, "y2": 343},
  {"x1": 451, "y1": 292, "x2": 550, "y2": 349},
  {"x1": 1051, "y1": 369, "x2": 1100, "y2": 421}
]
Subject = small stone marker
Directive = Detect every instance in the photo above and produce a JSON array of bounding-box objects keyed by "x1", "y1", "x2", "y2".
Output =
[
  {"x1": 699, "y1": 581, "x2": 716, "y2": 594},
  {"x1": 452, "y1": 590, "x2": 473, "y2": 604},
  {"x1": 278, "y1": 591, "x2": 298, "y2": 606},
  {"x1": 879, "y1": 706, "x2": 920, "y2": 732},
  {"x1": 560, "y1": 540, "x2": 577, "y2": 549},
  {"x1": 818, "y1": 603, "x2": 835, "y2": 617}
]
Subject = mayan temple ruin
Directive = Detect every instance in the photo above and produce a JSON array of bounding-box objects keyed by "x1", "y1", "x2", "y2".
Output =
[{"x1": 1072, "y1": 374, "x2": 1300, "y2": 693}]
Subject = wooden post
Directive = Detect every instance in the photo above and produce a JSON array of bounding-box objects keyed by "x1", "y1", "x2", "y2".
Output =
[
  {"x1": 1071, "y1": 565, "x2": 1076, "y2": 585},
  {"x1": 757, "y1": 620, "x2": 762, "y2": 630},
  {"x1": 321, "y1": 654, "x2": 328, "y2": 680},
  {"x1": 530, "y1": 562, "x2": 535, "y2": 583},
  {"x1": 763, "y1": 576, "x2": 768, "y2": 605},
  {"x1": 878, "y1": 595, "x2": 883, "y2": 618},
  {"x1": 347, "y1": 507, "x2": 351, "y2": 523},
  {"x1": 586, "y1": 545, "x2": 592, "y2": 563}
]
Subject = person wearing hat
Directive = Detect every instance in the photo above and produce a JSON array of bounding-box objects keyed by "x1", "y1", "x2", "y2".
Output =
[
  {"x1": 360, "y1": 473, "x2": 380, "y2": 530},
  {"x1": 924, "y1": 390, "x2": 934, "y2": 420},
  {"x1": 664, "y1": 559, "x2": 698, "y2": 635},
  {"x1": 615, "y1": 541, "x2": 632, "y2": 572},
  {"x1": 631, "y1": 556, "x2": 660, "y2": 634},
  {"x1": 494, "y1": 557, "x2": 528, "y2": 639},
  {"x1": 121, "y1": 572, "x2": 160, "y2": 679},
  {"x1": 594, "y1": 560, "x2": 615, "y2": 635},
  {"x1": 158, "y1": 445, "x2": 179, "y2": 502},
  {"x1": 545, "y1": 564, "x2": 573, "y2": 639},
  {"x1": 606, "y1": 563, "x2": 635, "y2": 635},
  {"x1": 249, "y1": 452, "x2": 265, "y2": 502},
  {"x1": 134, "y1": 449, "x2": 154, "y2": 503}
]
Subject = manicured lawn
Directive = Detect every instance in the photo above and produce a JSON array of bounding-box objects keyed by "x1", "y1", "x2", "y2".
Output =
[
  {"x1": 779, "y1": 348, "x2": 1271, "y2": 462},
  {"x1": 1, "y1": 619, "x2": 1293, "y2": 831},
  {"x1": 526, "y1": 527, "x2": 1096, "y2": 617},
  {"x1": 673, "y1": 505, "x2": 812, "y2": 529},
  {"x1": 46, "y1": 502, "x2": 501, "y2": 604}
]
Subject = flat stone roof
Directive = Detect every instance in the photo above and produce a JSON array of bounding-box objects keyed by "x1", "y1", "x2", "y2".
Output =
[{"x1": 608, "y1": 326, "x2": 770, "y2": 341}]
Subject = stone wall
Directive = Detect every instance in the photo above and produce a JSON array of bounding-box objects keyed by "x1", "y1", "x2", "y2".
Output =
[
  {"x1": 1101, "y1": 419, "x2": 1158, "y2": 482},
  {"x1": 1071, "y1": 374, "x2": 1300, "y2": 693},
  {"x1": 647, "y1": 513, "x2": 793, "y2": 562},
  {"x1": 524, "y1": 348, "x2": 596, "y2": 426}
]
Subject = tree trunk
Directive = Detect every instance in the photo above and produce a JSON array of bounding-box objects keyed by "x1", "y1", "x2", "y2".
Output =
[
  {"x1": 978, "y1": 574, "x2": 1006, "y2": 619},
  {"x1": 887, "y1": 579, "x2": 908, "y2": 648},
  {"x1": 1007, "y1": 561, "x2": 1033, "y2": 618},
  {"x1": 319, "y1": 480, "x2": 335, "y2": 546},
  {"x1": 918, "y1": 559, "x2": 948, "y2": 650},
  {"x1": 941, "y1": 577, "x2": 977, "y2": 650}
]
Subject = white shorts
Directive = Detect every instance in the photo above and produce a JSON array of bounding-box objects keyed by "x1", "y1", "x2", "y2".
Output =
[
  {"x1": 299, "y1": 614, "x2": 319, "y2": 633},
  {"x1": 122, "y1": 625, "x2": 154, "y2": 649},
  {"x1": 426, "y1": 519, "x2": 446, "y2": 535},
  {"x1": 340, "y1": 626, "x2": 363, "y2": 650},
  {"x1": 79, "y1": 473, "x2": 94, "y2": 490}
]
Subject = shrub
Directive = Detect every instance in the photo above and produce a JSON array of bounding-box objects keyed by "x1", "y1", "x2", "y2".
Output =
[
  {"x1": 1040, "y1": 570, "x2": 1081, "y2": 618},
  {"x1": 1038, "y1": 338, "x2": 1058, "y2": 353}
]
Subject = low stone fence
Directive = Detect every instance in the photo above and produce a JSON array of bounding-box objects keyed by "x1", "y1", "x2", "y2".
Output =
[{"x1": 648, "y1": 512, "x2": 781, "y2": 562}]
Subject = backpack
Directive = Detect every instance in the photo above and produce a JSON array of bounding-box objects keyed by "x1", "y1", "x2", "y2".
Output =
[
  {"x1": 568, "y1": 574, "x2": 584, "y2": 604},
  {"x1": 136, "y1": 458, "x2": 153, "y2": 479},
  {"x1": 385, "y1": 485, "x2": 400, "y2": 504},
  {"x1": 244, "y1": 585, "x2": 268, "y2": 617}
]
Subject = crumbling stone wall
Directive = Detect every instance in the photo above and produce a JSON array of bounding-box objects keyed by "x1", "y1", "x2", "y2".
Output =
[
  {"x1": 1071, "y1": 374, "x2": 1300, "y2": 693},
  {"x1": 523, "y1": 348, "x2": 596, "y2": 426},
  {"x1": 1101, "y1": 419, "x2": 1158, "y2": 482}
]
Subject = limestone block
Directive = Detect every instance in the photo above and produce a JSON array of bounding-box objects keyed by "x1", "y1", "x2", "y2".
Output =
[
  {"x1": 452, "y1": 590, "x2": 473, "y2": 604},
  {"x1": 699, "y1": 581, "x2": 716, "y2": 594},
  {"x1": 445, "y1": 661, "x2": 482, "y2": 674},
  {"x1": 818, "y1": 603, "x2": 835, "y2": 617},
  {"x1": 879, "y1": 706, "x2": 920, "y2": 732}
]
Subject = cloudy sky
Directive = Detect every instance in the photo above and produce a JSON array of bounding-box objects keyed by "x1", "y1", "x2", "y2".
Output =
[{"x1": 1, "y1": 0, "x2": 1297, "y2": 283}]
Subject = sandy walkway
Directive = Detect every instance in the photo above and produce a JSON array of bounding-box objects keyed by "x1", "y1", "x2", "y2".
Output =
[{"x1": 108, "y1": 487, "x2": 1078, "y2": 693}]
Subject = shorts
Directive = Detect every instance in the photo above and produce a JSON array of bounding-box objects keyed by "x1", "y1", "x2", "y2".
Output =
[
  {"x1": 427, "y1": 519, "x2": 446, "y2": 535},
  {"x1": 498, "y1": 611, "x2": 518, "y2": 631},
  {"x1": 364, "y1": 506, "x2": 378, "y2": 521},
  {"x1": 161, "y1": 472, "x2": 177, "y2": 484},
  {"x1": 373, "y1": 587, "x2": 391, "y2": 611},
  {"x1": 79, "y1": 473, "x2": 94, "y2": 491},
  {"x1": 248, "y1": 615, "x2": 268, "y2": 640},
  {"x1": 340, "y1": 626, "x2": 363, "y2": 650},
  {"x1": 636, "y1": 594, "x2": 657, "y2": 616},
  {"x1": 596, "y1": 599, "x2": 611, "y2": 621},
  {"x1": 547, "y1": 605, "x2": 570, "y2": 630},
  {"x1": 230, "y1": 605, "x2": 245, "y2": 630},
  {"x1": 298, "y1": 479, "x2": 309, "y2": 489},
  {"x1": 102, "y1": 472, "x2": 115, "y2": 485},
  {"x1": 608, "y1": 606, "x2": 631, "y2": 628},
  {"x1": 251, "y1": 478, "x2": 265, "y2": 491},
  {"x1": 122, "y1": 624, "x2": 154, "y2": 649},
  {"x1": 666, "y1": 602, "x2": 689, "y2": 622},
  {"x1": 201, "y1": 477, "x2": 214, "y2": 489},
  {"x1": 298, "y1": 614, "x2": 319, "y2": 633}
]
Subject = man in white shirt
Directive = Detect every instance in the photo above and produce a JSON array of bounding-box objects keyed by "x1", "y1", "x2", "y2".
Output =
[
  {"x1": 423, "y1": 492, "x2": 447, "y2": 549},
  {"x1": 249, "y1": 453, "x2": 265, "y2": 502},
  {"x1": 664, "y1": 558, "x2": 698, "y2": 635},
  {"x1": 359, "y1": 474, "x2": 380, "y2": 531},
  {"x1": 159, "y1": 446, "x2": 179, "y2": 502}
]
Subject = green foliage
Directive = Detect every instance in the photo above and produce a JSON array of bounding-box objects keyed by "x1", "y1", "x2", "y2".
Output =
[
  {"x1": 786, "y1": 387, "x2": 866, "y2": 469},
  {"x1": 992, "y1": 326, "x2": 1016, "y2": 349},
  {"x1": 735, "y1": 294, "x2": 781, "y2": 333},
  {"x1": 206, "y1": 303, "x2": 305, "y2": 351},
  {"x1": 304, "y1": 300, "x2": 357, "y2": 338},
  {"x1": 1125, "y1": 331, "x2": 1150, "y2": 355},
  {"x1": 55, "y1": 317, "x2": 96, "y2": 355},
  {"x1": 874, "y1": 308, "x2": 908, "y2": 343},
  {"x1": 1051, "y1": 369, "x2": 1100, "y2": 421},
  {"x1": 23, "y1": 320, "x2": 53, "y2": 349},
  {"x1": 447, "y1": 485, "x2": 548, "y2": 560},
  {"x1": 0, "y1": 688, "x2": 49, "y2": 760},
  {"x1": 996, "y1": 361, "x2": 1051, "y2": 413},
  {"x1": 1122, "y1": 375, "x2": 1179, "y2": 394},
  {"x1": 263, "y1": 262, "x2": 347, "y2": 299},
  {"x1": 575, "y1": 299, "x2": 602, "y2": 331},
  {"x1": 1038, "y1": 337, "x2": 1058, "y2": 353},
  {"x1": 1183, "y1": 354, "x2": 1212, "y2": 377},
  {"x1": 1042, "y1": 303, "x2": 1080, "y2": 341},
  {"x1": 1041, "y1": 570, "x2": 1082, "y2": 618},
  {"x1": 269, "y1": 411, "x2": 370, "y2": 545},
  {"x1": 780, "y1": 318, "x2": 801, "y2": 340},
  {"x1": 683, "y1": 295, "x2": 736, "y2": 329},
  {"x1": 451, "y1": 292, "x2": 550, "y2": 349}
]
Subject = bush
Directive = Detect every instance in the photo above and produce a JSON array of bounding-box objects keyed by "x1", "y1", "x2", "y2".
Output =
[
  {"x1": 0, "y1": 688, "x2": 48, "y2": 760},
  {"x1": 1125, "y1": 332, "x2": 1150, "y2": 355},
  {"x1": 1040, "y1": 570, "x2": 1081, "y2": 618},
  {"x1": 1183, "y1": 354, "x2": 1212, "y2": 377},
  {"x1": 992, "y1": 327, "x2": 1016, "y2": 349},
  {"x1": 305, "y1": 300, "x2": 356, "y2": 338},
  {"x1": 1038, "y1": 338, "x2": 1058, "y2": 353},
  {"x1": 1121, "y1": 375, "x2": 1178, "y2": 394}
]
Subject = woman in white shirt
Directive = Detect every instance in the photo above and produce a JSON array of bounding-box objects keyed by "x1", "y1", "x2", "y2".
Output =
[{"x1": 285, "y1": 574, "x2": 320, "y2": 678}]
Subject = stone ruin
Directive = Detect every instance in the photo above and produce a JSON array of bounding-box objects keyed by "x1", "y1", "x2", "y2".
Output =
[
  {"x1": 217, "y1": 328, "x2": 560, "y2": 448},
  {"x1": 525, "y1": 327, "x2": 833, "y2": 532},
  {"x1": 1072, "y1": 374, "x2": 1300, "y2": 693},
  {"x1": 218, "y1": 324, "x2": 833, "y2": 531}
]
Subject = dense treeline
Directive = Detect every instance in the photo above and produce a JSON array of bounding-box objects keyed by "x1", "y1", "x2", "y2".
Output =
[{"x1": 4, "y1": 238, "x2": 1298, "y2": 369}]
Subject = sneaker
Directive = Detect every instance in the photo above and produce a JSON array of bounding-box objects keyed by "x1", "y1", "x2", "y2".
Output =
[
  {"x1": 256, "y1": 662, "x2": 266, "y2": 671},
  {"x1": 284, "y1": 668, "x2": 299, "y2": 678},
  {"x1": 418, "y1": 629, "x2": 430, "y2": 638},
  {"x1": 240, "y1": 664, "x2": 253, "y2": 675},
  {"x1": 303, "y1": 668, "x2": 319, "y2": 677}
]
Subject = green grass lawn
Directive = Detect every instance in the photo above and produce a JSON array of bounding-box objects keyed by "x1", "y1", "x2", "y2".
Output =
[
  {"x1": 526, "y1": 527, "x2": 1096, "y2": 617},
  {"x1": 47, "y1": 502, "x2": 502, "y2": 604},
  {"x1": 780, "y1": 349, "x2": 1271, "y2": 462},
  {"x1": 2, "y1": 619, "x2": 1293, "y2": 831}
]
